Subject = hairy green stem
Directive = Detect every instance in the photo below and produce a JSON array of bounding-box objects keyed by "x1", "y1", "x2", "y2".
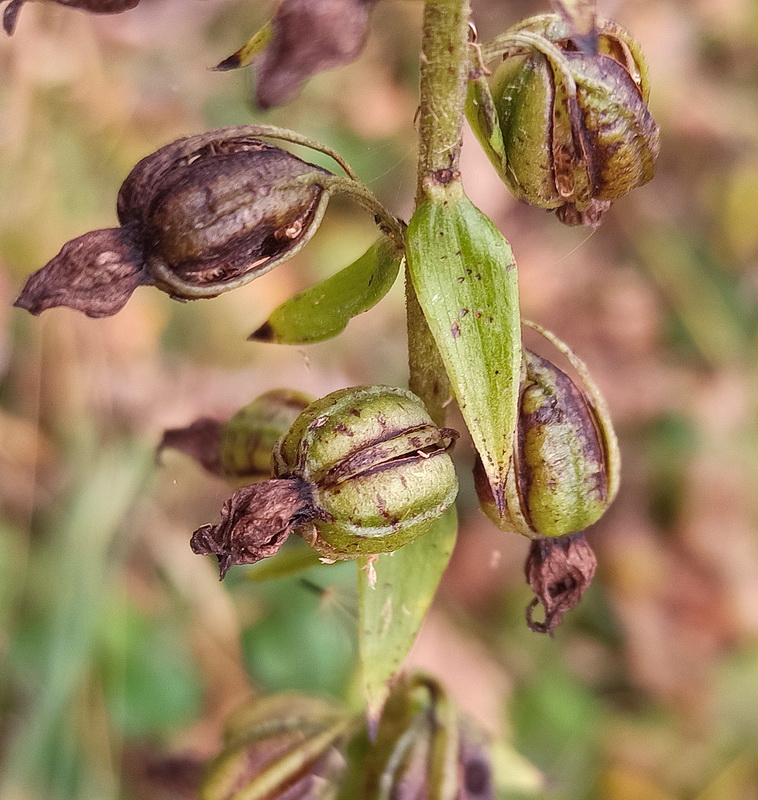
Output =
[{"x1": 407, "y1": 0, "x2": 471, "y2": 424}]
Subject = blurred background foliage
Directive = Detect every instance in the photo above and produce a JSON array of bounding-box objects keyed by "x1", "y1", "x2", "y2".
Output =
[{"x1": 1, "y1": 0, "x2": 758, "y2": 797}]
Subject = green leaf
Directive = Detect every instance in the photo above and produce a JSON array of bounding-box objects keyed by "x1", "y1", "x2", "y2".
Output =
[
  {"x1": 250, "y1": 237, "x2": 404, "y2": 344},
  {"x1": 358, "y1": 506, "x2": 457, "y2": 720},
  {"x1": 407, "y1": 189, "x2": 521, "y2": 510},
  {"x1": 465, "y1": 76, "x2": 507, "y2": 180}
]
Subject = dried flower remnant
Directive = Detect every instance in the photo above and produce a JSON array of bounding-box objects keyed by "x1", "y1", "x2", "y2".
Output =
[
  {"x1": 191, "y1": 386, "x2": 459, "y2": 578},
  {"x1": 2, "y1": 0, "x2": 139, "y2": 35},
  {"x1": 217, "y1": 0, "x2": 378, "y2": 109},
  {"x1": 469, "y1": 13, "x2": 660, "y2": 227},
  {"x1": 191, "y1": 479, "x2": 314, "y2": 579},
  {"x1": 524, "y1": 533, "x2": 597, "y2": 634},
  {"x1": 14, "y1": 131, "x2": 333, "y2": 317}
]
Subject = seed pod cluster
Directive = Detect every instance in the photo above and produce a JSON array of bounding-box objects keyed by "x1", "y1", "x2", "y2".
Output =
[
  {"x1": 14, "y1": 130, "x2": 333, "y2": 318},
  {"x1": 191, "y1": 386, "x2": 459, "y2": 576}
]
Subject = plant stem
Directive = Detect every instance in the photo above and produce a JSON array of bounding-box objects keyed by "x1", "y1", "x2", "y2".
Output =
[{"x1": 407, "y1": 0, "x2": 471, "y2": 424}]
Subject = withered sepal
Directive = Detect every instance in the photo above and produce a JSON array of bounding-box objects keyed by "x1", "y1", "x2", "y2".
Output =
[
  {"x1": 13, "y1": 226, "x2": 147, "y2": 318},
  {"x1": 255, "y1": 0, "x2": 377, "y2": 108},
  {"x1": 3, "y1": 0, "x2": 139, "y2": 35},
  {"x1": 190, "y1": 477, "x2": 314, "y2": 579},
  {"x1": 158, "y1": 419, "x2": 223, "y2": 476},
  {"x1": 524, "y1": 533, "x2": 597, "y2": 634}
]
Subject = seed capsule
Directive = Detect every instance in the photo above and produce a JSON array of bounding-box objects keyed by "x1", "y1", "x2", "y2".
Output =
[
  {"x1": 362, "y1": 674, "x2": 494, "y2": 800},
  {"x1": 159, "y1": 389, "x2": 313, "y2": 482},
  {"x1": 14, "y1": 130, "x2": 333, "y2": 317},
  {"x1": 472, "y1": 13, "x2": 659, "y2": 227},
  {"x1": 191, "y1": 386, "x2": 459, "y2": 576},
  {"x1": 199, "y1": 692, "x2": 353, "y2": 800},
  {"x1": 475, "y1": 340, "x2": 619, "y2": 539}
]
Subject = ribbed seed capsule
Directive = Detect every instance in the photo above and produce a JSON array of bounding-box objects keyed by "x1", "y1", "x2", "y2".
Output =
[
  {"x1": 272, "y1": 385, "x2": 459, "y2": 556},
  {"x1": 472, "y1": 13, "x2": 659, "y2": 227},
  {"x1": 199, "y1": 693, "x2": 353, "y2": 800},
  {"x1": 191, "y1": 386, "x2": 459, "y2": 576},
  {"x1": 362, "y1": 674, "x2": 494, "y2": 800},
  {"x1": 159, "y1": 389, "x2": 313, "y2": 482},
  {"x1": 475, "y1": 347, "x2": 618, "y2": 539}
]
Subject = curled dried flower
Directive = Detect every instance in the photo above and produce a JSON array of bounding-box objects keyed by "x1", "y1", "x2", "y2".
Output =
[
  {"x1": 2, "y1": 0, "x2": 139, "y2": 35},
  {"x1": 524, "y1": 532, "x2": 597, "y2": 634},
  {"x1": 190, "y1": 478, "x2": 314, "y2": 579}
]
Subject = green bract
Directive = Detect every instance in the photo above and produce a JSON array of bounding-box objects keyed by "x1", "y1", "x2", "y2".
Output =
[
  {"x1": 476, "y1": 330, "x2": 619, "y2": 539},
  {"x1": 467, "y1": 13, "x2": 660, "y2": 227}
]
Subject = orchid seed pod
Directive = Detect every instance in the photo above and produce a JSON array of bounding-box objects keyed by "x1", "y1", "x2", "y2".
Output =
[
  {"x1": 199, "y1": 692, "x2": 354, "y2": 800},
  {"x1": 362, "y1": 673, "x2": 495, "y2": 800},
  {"x1": 469, "y1": 13, "x2": 660, "y2": 227},
  {"x1": 159, "y1": 389, "x2": 313, "y2": 483},
  {"x1": 191, "y1": 386, "x2": 459, "y2": 577},
  {"x1": 14, "y1": 130, "x2": 334, "y2": 318},
  {"x1": 2, "y1": 0, "x2": 139, "y2": 35},
  {"x1": 475, "y1": 329, "x2": 619, "y2": 540}
]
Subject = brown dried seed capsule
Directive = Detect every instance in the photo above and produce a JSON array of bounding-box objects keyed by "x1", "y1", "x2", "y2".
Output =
[{"x1": 14, "y1": 131, "x2": 332, "y2": 317}]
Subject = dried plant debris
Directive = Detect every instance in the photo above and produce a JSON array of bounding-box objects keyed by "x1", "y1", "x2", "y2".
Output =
[{"x1": 524, "y1": 533, "x2": 597, "y2": 634}]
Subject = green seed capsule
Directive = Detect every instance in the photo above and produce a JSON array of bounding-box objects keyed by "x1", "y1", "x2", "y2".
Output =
[
  {"x1": 476, "y1": 335, "x2": 619, "y2": 539},
  {"x1": 199, "y1": 693, "x2": 353, "y2": 800},
  {"x1": 470, "y1": 13, "x2": 659, "y2": 227},
  {"x1": 273, "y1": 385, "x2": 459, "y2": 556}
]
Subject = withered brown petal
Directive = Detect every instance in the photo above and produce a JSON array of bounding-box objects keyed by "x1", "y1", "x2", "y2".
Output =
[
  {"x1": 256, "y1": 0, "x2": 377, "y2": 109},
  {"x1": 3, "y1": 0, "x2": 139, "y2": 35},
  {"x1": 158, "y1": 418, "x2": 223, "y2": 476},
  {"x1": 2, "y1": 0, "x2": 24, "y2": 34},
  {"x1": 524, "y1": 533, "x2": 597, "y2": 634},
  {"x1": 190, "y1": 478, "x2": 314, "y2": 579},
  {"x1": 14, "y1": 226, "x2": 148, "y2": 318}
]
